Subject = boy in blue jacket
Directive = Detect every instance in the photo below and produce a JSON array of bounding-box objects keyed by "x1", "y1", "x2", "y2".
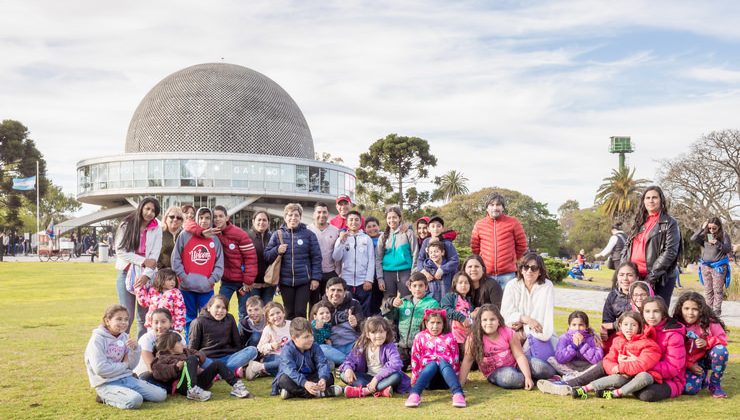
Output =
[{"x1": 273, "y1": 317, "x2": 342, "y2": 399}]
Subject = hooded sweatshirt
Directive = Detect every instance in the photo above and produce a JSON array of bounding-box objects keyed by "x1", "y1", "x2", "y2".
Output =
[
  {"x1": 171, "y1": 208, "x2": 224, "y2": 293},
  {"x1": 188, "y1": 309, "x2": 242, "y2": 359},
  {"x1": 84, "y1": 326, "x2": 140, "y2": 387}
]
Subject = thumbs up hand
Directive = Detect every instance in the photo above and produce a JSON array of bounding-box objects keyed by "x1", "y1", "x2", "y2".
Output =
[
  {"x1": 392, "y1": 291, "x2": 402, "y2": 308},
  {"x1": 348, "y1": 309, "x2": 358, "y2": 328}
]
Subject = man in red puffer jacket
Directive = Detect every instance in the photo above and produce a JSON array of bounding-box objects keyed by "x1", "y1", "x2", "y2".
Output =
[
  {"x1": 184, "y1": 205, "x2": 257, "y2": 323},
  {"x1": 471, "y1": 192, "x2": 527, "y2": 289}
]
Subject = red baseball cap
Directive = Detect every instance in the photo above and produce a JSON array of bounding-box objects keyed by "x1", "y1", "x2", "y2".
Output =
[{"x1": 336, "y1": 194, "x2": 351, "y2": 204}]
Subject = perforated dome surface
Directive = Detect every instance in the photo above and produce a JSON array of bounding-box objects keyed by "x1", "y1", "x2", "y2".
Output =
[{"x1": 125, "y1": 63, "x2": 314, "y2": 158}]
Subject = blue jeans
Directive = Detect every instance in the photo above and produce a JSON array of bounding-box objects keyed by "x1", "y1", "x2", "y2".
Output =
[
  {"x1": 181, "y1": 289, "x2": 214, "y2": 341},
  {"x1": 341, "y1": 371, "x2": 402, "y2": 391},
  {"x1": 116, "y1": 269, "x2": 148, "y2": 339},
  {"x1": 320, "y1": 343, "x2": 354, "y2": 366},
  {"x1": 411, "y1": 360, "x2": 462, "y2": 395},
  {"x1": 245, "y1": 285, "x2": 277, "y2": 305},
  {"x1": 95, "y1": 376, "x2": 167, "y2": 409},
  {"x1": 263, "y1": 353, "x2": 280, "y2": 376},
  {"x1": 488, "y1": 356, "x2": 556, "y2": 389},
  {"x1": 491, "y1": 272, "x2": 517, "y2": 289},
  {"x1": 203, "y1": 346, "x2": 258, "y2": 372},
  {"x1": 347, "y1": 285, "x2": 372, "y2": 317},
  {"x1": 219, "y1": 280, "x2": 248, "y2": 322}
]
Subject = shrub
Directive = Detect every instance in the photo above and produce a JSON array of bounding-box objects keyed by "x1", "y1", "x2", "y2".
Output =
[{"x1": 544, "y1": 256, "x2": 568, "y2": 283}]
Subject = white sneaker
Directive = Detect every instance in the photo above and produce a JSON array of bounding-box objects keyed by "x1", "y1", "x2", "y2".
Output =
[
  {"x1": 187, "y1": 385, "x2": 212, "y2": 401},
  {"x1": 326, "y1": 385, "x2": 343, "y2": 397},
  {"x1": 244, "y1": 361, "x2": 265, "y2": 381},
  {"x1": 280, "y1": 388, "x2": 291, "y2": 400},
  {"x1": 230, "y1": 380, "x2": 251, "y2": 398},
  {"x1": 537, "y1": 379, "x2": 572, "y2": 396}
]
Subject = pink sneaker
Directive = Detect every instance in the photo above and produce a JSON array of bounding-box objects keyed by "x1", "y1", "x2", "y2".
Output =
[
  {"x1": 405, "y1": 393, "x2": 421, "y2": 407},
  {"x1": 344, "y1": 386, "x2": 364, "y2": 398},
  {"x1": 452, "y1": 393, "x2": 466, "y2": 408}
]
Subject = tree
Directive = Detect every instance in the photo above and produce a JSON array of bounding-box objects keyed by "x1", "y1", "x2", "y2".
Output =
[
  {"x1": 594, "y1": 166, "x2": 649, "y2": 224},
  {"x1": 692, "y1": 130, "x2": 740, "y2": 198},
  {"x1": 432, "y1": 170, "x2": 469, "y2": 202},
  {"x1": 557, "y1": 199, "x2": 580, "y2": 239},
  {"x1": 562, "y1": 207, "x2": 612, "y2": 257},
  {"x1": 314, "y1": 152, "x2": 344, "y2": 164},
  {"x1": 356, "y1": 134, "x2": 437, "y2": 211}
]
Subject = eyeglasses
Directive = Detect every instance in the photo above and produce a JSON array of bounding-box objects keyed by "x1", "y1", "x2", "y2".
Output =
[
  {"x1": 168, "y1": 215, "x2": 184, "y2": 221},
  {"x1": 521, "y1": 265, "x2": 540, "y2": 272}
]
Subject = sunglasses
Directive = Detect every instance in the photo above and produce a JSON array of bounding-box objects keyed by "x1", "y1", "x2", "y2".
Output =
[
  {"x1": 521, "y1": 265, "x2": 540, "y2": 272},
  {"x1": 168, "y1": 215, "x2": 184, "y2": 221}
]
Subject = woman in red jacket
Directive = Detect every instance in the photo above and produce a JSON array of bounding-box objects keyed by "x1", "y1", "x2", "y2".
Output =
[
  {"x1": 636, "y1": 297, "x2": 687, "y2": 402},
  {"x1": 571, "y1": 311, "x2": 661, "y2": 399}
]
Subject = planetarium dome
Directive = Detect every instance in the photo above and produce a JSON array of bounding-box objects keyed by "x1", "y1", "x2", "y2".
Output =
[{"x1": 125, "y1": 63, "x2": 314, "y2": 159}]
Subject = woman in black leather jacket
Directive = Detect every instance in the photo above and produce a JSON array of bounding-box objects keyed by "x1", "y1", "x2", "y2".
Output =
[{"x1": 622, "y1": 186, "x2": 681, "y2": 305}]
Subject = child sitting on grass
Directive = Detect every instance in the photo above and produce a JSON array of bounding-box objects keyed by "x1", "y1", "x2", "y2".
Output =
[
  {"x1": 310, "y1": 301, "x2": 333, "y2": 345},
  {"x1": 84, "y1": 304, "x2": 167, "y2": 409},
  {"x1": 441, "y1": 272, "x2": 476, "y2": 356},
  {"x1": 239, "y1": 296, "x2": 266, "y2": 347},
  {"x1": 272, "y1": 317, "x2": 342, "y2": 399},
  {"x1": 246, "y1": 302, "x2": 291, "y2": 380},
  {"x1": 151, "y1": 331, "x2": 251, "y2": 400},
  {"x1": 549, "y1": 311, "x2": 603, "y2": 379}
]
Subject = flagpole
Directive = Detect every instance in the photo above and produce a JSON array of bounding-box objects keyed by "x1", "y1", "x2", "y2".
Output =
[{"x1": 36, "y1": 160, "x2": 40, "y2": 255}]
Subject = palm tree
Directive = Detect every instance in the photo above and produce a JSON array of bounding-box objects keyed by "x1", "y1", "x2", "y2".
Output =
[
  {"x1": 595, "y1": 166, "x2": 650, "y2": 223},
  {"x1": 435, "y1": 170, "x2": 469, "y2": 202}
]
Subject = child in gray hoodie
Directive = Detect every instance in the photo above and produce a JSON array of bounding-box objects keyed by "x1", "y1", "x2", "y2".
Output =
[{"x1": 84, "y1": 304, "x2": 167, "y2": 409}]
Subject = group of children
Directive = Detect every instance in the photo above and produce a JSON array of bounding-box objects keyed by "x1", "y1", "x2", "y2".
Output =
[{"x1": 85, "y1": 217, "x2": 731, "y2": 410}]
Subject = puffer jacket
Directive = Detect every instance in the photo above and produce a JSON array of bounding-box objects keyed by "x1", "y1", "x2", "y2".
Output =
[
  {"x1": 381, "y1": 293, "x2": 440, "y2": 348},
  {"x1": 264, "y1": 223, "x2": 322, "y2": 287},
  {"x1": 602, "y1": 288, "x2": 631, "y2": 324},
  {"x1": 470, "y1": 214, "x2": 527, "y2": 276},
  {"x1": 602, "y1": 329, "x2": 661, "y2": 379},
  {"x1": 248, "y1": 228, "x2": 272, "y2": 284},
  {"x1": 644, "y1": 318, "x2": 687, "y2": 397},
  {"x1": 555, "y1": 329, "x2": 604, "y2": 365},
  {"x1": 622, "y1": 213, "x2": 681, "y2": 289}
]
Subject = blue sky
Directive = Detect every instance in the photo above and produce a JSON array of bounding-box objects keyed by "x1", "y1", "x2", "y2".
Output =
[{"x1": 2, "y1": 0, "x2": 740, "y2": 216}]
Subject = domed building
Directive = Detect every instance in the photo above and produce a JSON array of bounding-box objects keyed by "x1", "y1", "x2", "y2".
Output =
[{"x1": 72, "y1": 63, "x2": 355, "y2": 229}]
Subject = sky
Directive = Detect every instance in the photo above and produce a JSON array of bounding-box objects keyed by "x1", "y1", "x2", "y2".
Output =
[{"x1": 2, "y1": 0, "x2": 740, "y2": 217}]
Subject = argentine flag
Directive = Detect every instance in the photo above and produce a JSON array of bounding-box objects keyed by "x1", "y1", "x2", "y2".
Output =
[{"x1": 12, "y1": 176, "x2": 36, "y2": 191}]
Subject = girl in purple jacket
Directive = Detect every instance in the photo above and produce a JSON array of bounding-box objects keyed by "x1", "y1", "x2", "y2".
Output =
[
  {"x1": 339, "y1": 316, "x2": 410, "y2": 398},
  {"x1": 549, "y1": 311, "x2": 604, "y2": 379}
]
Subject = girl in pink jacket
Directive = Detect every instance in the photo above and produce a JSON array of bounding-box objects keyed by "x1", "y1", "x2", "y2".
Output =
[{"x1": 672, "y1": 292, "x2": 728, "y2": 398}]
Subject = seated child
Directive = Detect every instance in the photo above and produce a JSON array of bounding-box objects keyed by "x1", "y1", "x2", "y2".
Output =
[
  {"x1": 459, "y1": 304, "x2": 553, "y2": 390},
  {"x1": 311, "y1": 301, "x2": 333, "y2": 346},
  {"x1": 246, "y1": 302, "x2": 291, "y2": 380},
  {"x1": 137, "y1": 308, "x2": 185, "y2": 386},
  {"x1": 84, "y1": 304, "x2": 167, "y2": 409},
  {"x1": 381, "y1": 272, "x2": 440, "y2": 369},
  {"x1": 441, "y1": 272, "x2": 476, "y2": 356},
  {"x1": 144, "y1": 268, "x2": 186, "y2": 333},
  {"x1": 405, "y1": 309, "x2": 465, "y2": 408},
  {"x1": 151, "y1": 332, "x2": 251, "y2": 400},
  {"x1": 240, "y1": 296, "x2": 266, "y2": 348},
  {"x1": 272, "y1": 317, "x2": 342, "y2": 399},
  {"x1": 672, "y1": 292, "x2": 729, "y2": 398},
  {"x1": 549, "y1": 311, "x2": 604, "y2": 379},
  {"x1": 339, "y1": 316, "x2": 411, "y2": 398},
  {"x1": 571, "y1": 311, "x2": 661, "y2": 399}
]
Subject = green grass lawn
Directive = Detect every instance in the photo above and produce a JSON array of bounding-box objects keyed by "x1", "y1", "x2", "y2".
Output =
[
  {"x1": 0, "y1": 263, "x2": 737, "y2": 419},
  {"x1": 563, "y1": 268, "x2": 705, "y2": 294}
]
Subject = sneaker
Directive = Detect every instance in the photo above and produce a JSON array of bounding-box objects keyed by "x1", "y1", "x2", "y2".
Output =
[
  {"x1": 243, "y1": 361, "x2": 264, "y2": 381},
  {"x1": 344, "y1": 385, "x2": 364, "y2": 398},
  {"x1": 280, "y1": 389, "x2": 291, "y2": 400},
  {"x1": 230, "y1": 380, "x2": 251, "y2": 398},
  {"x1": 452, "y1": 393, "x2": 467, "y2": 408},
  {"x1": 571, "y1": 387, "x2": 588, "y2": 400},
  {"x1": 596, "y1": 390, "x2": 615, "y2": 399},
  {"x1": 95, "y1": 394, "x2": 104, "y2": 404},
  {"x1": 187, "y1": 386, "x2": 212, "y2": 402},
  {"x1": 405, "y1": 393, "x2": 421, "y2": 408},
  {"x1": 709, "y1": 385, "x2": 727, "y2": 399},
  {"x1": 326, "y1": 385, "x2": 343, "y2": 397},
  {"x1": 537, "y1": 379, "x2": 572, "y2": 396},
  {"x1": 379, "y1": 387, "x2": 393, "y2": 398}
]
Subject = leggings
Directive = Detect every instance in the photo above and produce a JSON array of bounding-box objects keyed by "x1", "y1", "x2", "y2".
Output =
[
  {"x1": 565, "y1": 362, "x2": 606, "y2": 387},
  {"x1": 177, "y1": 356, "x2": 237, "y2": 394},
  {"x1": 588, "y1": 372, "x2": 654, "y2": 396},
  {"x1": 280, "y1": 283, "x2": 310, "y2": 320},
  {"x1": 634, "y1": 383, "x2": 673, "y2": 402},
  {"x1": 684, "y1": 345, "x2": 728, "y2": 394}
]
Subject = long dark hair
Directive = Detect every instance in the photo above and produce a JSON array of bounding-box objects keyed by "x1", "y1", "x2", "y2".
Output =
[
  {"x1": 516, "y1": 252, "x2": 548, "y2": 284},
  {"x1": 672, "y1": 291, "x2": 726, "y2": 332},
  {"x1": 629, "y1": 186, "x2": 668, "y2": 238},
  {"x1": 353, "y1": 316, "x2": 395, "y2": 352},
  {"x1": 463, "y1": 254, "x2": 488, "y2": 281},
  {"x1": 705, "y1": 217, "x2": 725, "y2": 243},
  {"x1": 119, "y1": 197, "x2": 161, "y2": 252},
  {"x1": 383, "y1": 206, "x2": 403, "y2": 239},
  {"x1": 611, "y1": 261, "x2": 638, "y2": 290},
  {"x1": 469, "y1": 304, "x2": 506, "y2": 363}
]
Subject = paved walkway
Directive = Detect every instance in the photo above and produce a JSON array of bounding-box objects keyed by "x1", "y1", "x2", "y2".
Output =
[{"x1": 554, "y1": 286, "x2": 740, "y2": 327}]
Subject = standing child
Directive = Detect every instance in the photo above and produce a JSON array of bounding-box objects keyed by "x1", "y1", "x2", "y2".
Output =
[
  {"x1": 672, "y1": 292, "x2": 729, "y2": 398},
  {"x1": 381, "y1": 273, "x2": 440, "y2": 369},
  {"x1": 245, "y1": 302, "x2": 292, "y2": 380},
  {"x1": 406, "y1": 309, "x2": 465, "y2": 408},
  {"x1": 340, "y1": 316, "x2": 411, "y2": 398},
  {"x1": 144, "y1": 269, "x2": 186, "y2": 333},
  {"x1": 151, "y1": 332, "x2": 251, "y2": 400},
  {"x1": 416, "y1": 216, "x2": 459, "y2": 301},
  {"x1": 550, "y1": 311, "x2": 604, "y2": 379},
  {"x1": 84, "y1": 304, "x2": 167, "y2": 409},
  {"x1": 460, "y1": 304, "x2": 552, "y2": 390},
  {"x1": 273, "y1": 317, "x2": 342, "y2": 399},
  {"x1": 239, "y1": 296, "x2": 266, "y2": 348},
  {"x1": 332, "y1": 210, "x2": 376, "y2": 316},
  {"x1": 571, "y1": 311, "x2": 661, "y2": 399},
  {"x1": 311, "y1": 301, "x2": 333, "y2": 346},
  {"x1": 441, "y1": 272, "x2": 476, "y2": 355}
]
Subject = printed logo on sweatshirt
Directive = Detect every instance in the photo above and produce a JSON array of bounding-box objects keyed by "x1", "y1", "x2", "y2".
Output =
[{"x1": 190, "y1": 244, "x2": 212, "y2": 265}]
